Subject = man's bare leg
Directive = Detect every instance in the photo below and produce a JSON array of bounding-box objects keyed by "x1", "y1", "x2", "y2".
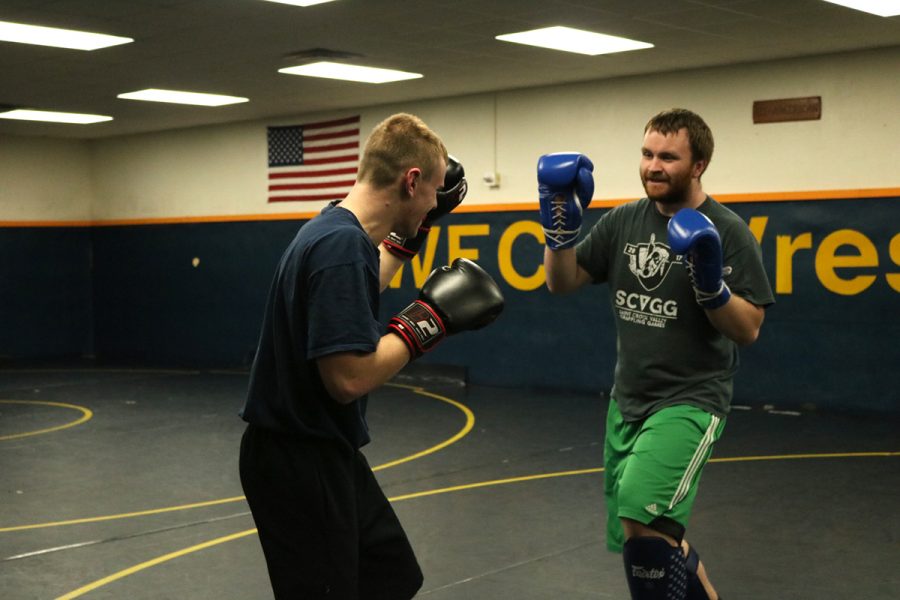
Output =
[{"x1": 681, "y1": 539, "x2": 719, "y2": 600}]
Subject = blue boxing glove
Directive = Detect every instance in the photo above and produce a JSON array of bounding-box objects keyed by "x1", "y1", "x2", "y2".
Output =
[
  {"x1": 537, "y1": 152, "x2": 594, "y2": 250},
  {"x1": 667, "y1": 208, "x2": 732, "y2": 309}
]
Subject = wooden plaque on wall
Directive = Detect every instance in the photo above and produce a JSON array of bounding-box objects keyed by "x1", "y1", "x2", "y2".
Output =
[{"x1": 753, "y1": 96, "x2": 822, "y2": 124}]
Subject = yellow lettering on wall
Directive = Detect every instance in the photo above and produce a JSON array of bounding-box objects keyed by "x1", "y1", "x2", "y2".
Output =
[
  {"x1": 747, "y1": 216, "x2": 768, "y2": 244},
  {"x1": 384, "y1": 219, "x2": 897, "y2": 296},
  {"x1": 887, "y1": 233, "x2": 900, "y2": 293},
  {"x1": 448, "y1": 224, "x2": 490, "y2": 264},
  {"x1": 388, "y1": 225, "x2": 442, "y2": 289},
  {"x1": 775, "y1": 233, "x2": 812, "y2": 294},
  {"x1": 814, "y1": 229, "x2": 878, "y2": 295},
  {"x1": 498, "y1": 220, "x2": 545, "y2": 291}
]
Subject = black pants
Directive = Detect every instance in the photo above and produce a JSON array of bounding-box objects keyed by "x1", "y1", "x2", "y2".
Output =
[{"x1": 239, "y1": 424, "x2": 423, "y2": 599}]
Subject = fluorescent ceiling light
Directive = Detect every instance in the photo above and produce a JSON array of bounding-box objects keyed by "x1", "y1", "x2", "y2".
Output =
[
  {"x1": 260, "y1": 0, "x2": 338, "y2": 5},
  {"x1": 279, "y1": 62, "x2": 422, "y2": 84},
  {"x1": 0, "y1": 109, "x2": 112, "y2": 124},
  {"x1": 496, "y1": 26, "x2": 653, "y2": 56},
  {"x1": 117, "y1": 89, "x2": 249, "y2": 106},
  {"x1": 0, "y1": 20, "x2": 132, "y2": 50},
  {"x1": 819, "y1": 0, "x2": 900, "y2": 16}
]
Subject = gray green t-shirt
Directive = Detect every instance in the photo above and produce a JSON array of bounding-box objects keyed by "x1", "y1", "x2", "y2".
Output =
[{"x1": 576, "y1": 196, "x2": 774, "y2": 421}]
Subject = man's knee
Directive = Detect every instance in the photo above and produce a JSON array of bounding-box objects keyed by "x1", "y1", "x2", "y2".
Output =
[{"x1": 621, "y1": 516, "x2": 684, "y2": 546}]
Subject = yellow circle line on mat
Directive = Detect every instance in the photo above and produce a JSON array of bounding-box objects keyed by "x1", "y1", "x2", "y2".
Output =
[
  {"x1": 0, "y1": 400, "x2": 93, "y2": 441},
  {"x1": 54, "y1": 529, "x2": 260, "y2": 600},
  {"x1": 2, "y1": 382, "x2": 471, "y2": 534},
  {"x1": 710, "y1": 451, "x2": 899, "y2": 462},
  {"x1": 388, "y1": 467, "x2": 605, "y2": 502},
  {"x1": 373, "y1": 383, "x2": 475, "y2": 472},
  {"x1": 0, "y1": 496, "x2": 251, "y2": 534},
  {"x1": 386, "y1": 450, "x2": 900, "y2": 502},
  {"x1": 53, "y1": 450, "x2": 898, "y2": 599}
]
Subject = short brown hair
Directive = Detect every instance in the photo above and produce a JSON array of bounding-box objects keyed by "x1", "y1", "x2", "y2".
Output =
[
  {"x1": 645, "y1": 108, "x2": 714, "y2": 171},
  {"x1": 358, "y1": 113, "x2": 448, "y2": 188}
]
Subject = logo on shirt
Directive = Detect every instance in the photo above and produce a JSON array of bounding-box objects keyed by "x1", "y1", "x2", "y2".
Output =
[
  {"x1": 617, "y1": 234, "x2": 681, "y2": 328},
  {"x1": 624, "y1": 233, "x2": 681, "y2": 292}
]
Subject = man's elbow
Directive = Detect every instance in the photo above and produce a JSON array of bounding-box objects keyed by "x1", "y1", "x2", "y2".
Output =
[
  {"x1": 324, "y1": 374, "x2": 368, "y2": 404},
  {"x1": 332, "y1": 389, "x2": 361, "y2": 405},
  {"x1": 733, "y1": 327, "x2": 760, "y2": 346},
  {"x1": 727, "y1": 302, "x2": 765, "y2": 346},
  {"x1": 545, "y1": 278, "x2": 572, "y2": 295},
  {"x1": 731, "y1": 318, "x2": 763, "y2": 346}
]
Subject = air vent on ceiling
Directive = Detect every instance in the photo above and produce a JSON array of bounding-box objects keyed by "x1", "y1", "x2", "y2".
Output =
[{"x1": 282, "y1": 47, "x2": 363, "y2": 63}]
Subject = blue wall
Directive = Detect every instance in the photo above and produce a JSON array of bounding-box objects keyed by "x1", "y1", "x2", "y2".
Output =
[
  {"x1": 89, "y1": 221, "x2": 295, "y2": 367},
  {"x1": 1, "y1": 197, "x2": 897, "y2": 412},
  {"x1": 0, "y1": 227, "x2": 93, "y2": 359}
]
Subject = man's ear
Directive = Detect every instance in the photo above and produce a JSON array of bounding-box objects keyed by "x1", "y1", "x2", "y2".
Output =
[
  {"x1": 404, "y1": 168, "x2": 421, "y2": 197},
  {"x1": 692, "y1": 160, "x2": 707, "y2": 179}
]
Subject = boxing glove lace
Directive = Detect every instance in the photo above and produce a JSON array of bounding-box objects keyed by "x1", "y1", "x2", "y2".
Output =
[{"x1": 537, "y1": 152, "x2": 594, "y2": 250}]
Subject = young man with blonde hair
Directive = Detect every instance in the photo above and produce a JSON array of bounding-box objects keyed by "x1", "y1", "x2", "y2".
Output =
[{"x1": 240, "y1": 113, "x2": 503, "y2": 599}]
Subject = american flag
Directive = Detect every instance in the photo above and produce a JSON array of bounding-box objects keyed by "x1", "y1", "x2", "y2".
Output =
[{"x1": 267, "y1": 115, "x2": 360, "y2": 203}]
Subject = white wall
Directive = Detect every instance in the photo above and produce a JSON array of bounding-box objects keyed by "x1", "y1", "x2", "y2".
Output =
[
  {"x1": 88, "y1": 122, "x2": 267, "y2": 221},
  {"x1": 0, "y1": 135, "x2": 93, "y2": 222},
  {"x1": 2, "y1": 45, "x2": 898, "y2": 222},
  {"x1": 492, "y1": 45, "x2": 900, "y2": 201}
]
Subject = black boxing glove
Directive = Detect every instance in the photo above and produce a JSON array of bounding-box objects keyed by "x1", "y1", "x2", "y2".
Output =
[
  {"x1": 383, "y1": 155, "x2": 468, "y2": 259},
  {"x1": 388, "y1": 258, "x2": 504, "y2": 358}
]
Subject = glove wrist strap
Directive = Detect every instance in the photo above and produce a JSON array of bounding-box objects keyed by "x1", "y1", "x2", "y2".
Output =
[
  {"x1": 388, "y1": 300, "x2": 446, "y2": 358},
  {"x1": 695, "y1": 281, "x2": 731, "y2": 310},
  {"x1": 383, "y1": 227, "x2": 430, "y2": 260},
  {"x1": 542, "y1": 226, "x2": 580, "y2": 250}
]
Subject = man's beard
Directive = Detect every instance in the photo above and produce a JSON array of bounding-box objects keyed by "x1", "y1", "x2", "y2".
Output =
[{"x1": 642, "y1": 172, "x2": 691, "y2": 205}]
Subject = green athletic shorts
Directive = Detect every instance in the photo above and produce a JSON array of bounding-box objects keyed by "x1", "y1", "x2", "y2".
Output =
[{"x1": 603, "y1": 399, "x2": 726, "y2": 553}]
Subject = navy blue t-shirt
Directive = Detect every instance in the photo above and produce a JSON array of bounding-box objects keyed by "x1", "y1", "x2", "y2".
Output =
[{"x1": 240, "y1": 204, "x2": 381, "y2": 449}]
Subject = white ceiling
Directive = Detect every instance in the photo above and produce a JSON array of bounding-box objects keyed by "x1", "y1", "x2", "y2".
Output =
[{"x1": 1, "y1": 0, "x2": 898, "y2": 140}]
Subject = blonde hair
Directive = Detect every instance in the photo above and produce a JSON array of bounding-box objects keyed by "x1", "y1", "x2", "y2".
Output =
[{"x1": 358, "y1": 113, "x2": 448, "y2": 188}]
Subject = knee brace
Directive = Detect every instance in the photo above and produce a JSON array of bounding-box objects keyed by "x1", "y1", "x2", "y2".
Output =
[{"x1": 622, "y1": 536, "x2": 687, "y2": 599}]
